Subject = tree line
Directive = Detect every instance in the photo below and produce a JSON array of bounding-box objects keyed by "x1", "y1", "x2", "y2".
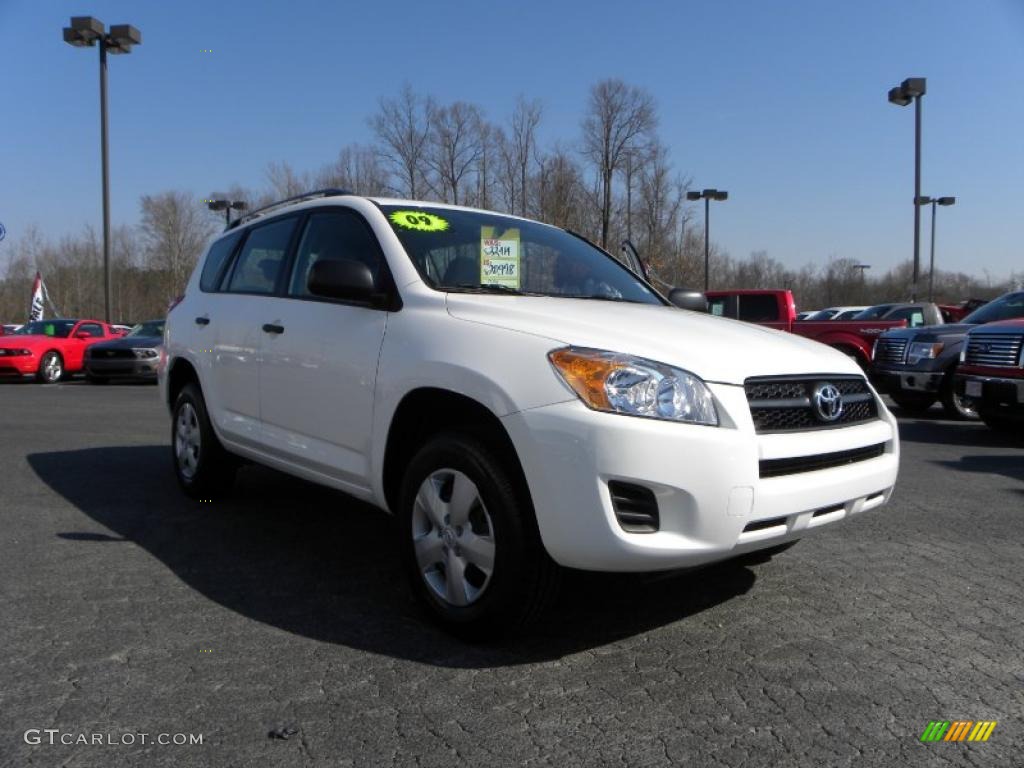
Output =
[{"x1": 1, "y1": 79, "x2": 1019, "y2": 323}]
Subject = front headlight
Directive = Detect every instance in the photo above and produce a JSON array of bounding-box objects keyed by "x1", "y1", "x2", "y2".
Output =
[
  {"x1": 548, "y1": 347, "x2": 719, "y2": 425},
  {"x1": 907, "y1": 341, "x2": 943, "y2": 364},
  {"x1": 132, "y1": 348, "x2": 159, "y2": 359}
]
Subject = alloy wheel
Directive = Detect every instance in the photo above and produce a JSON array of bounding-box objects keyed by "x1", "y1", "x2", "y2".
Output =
[{"x1": 174, "y1": 403, "x2": 201, "y2": 480}]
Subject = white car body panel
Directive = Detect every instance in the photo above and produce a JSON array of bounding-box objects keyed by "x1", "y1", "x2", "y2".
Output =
[{"x1": 160, "y1": 195, "x2": 900, "y2": 573}]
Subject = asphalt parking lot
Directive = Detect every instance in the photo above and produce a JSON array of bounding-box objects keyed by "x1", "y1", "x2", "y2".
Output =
[{"x1": 1, "y1": 381, "x2": 1021, "y2": 767}]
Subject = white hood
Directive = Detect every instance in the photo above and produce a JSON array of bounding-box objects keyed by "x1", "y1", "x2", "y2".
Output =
[{"x1": 446, "y1": 295, "x2": 862, "y2": 385}]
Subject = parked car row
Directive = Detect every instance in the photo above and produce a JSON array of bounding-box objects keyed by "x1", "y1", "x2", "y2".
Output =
[{"x1": 0, "y1": 319, "x2": 162, "y2": 383}]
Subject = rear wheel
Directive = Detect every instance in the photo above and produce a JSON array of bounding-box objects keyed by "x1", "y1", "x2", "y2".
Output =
[
  {"x1": 171, "y1": 382, "x2": 237, "y2": 497},
  {"x1": 36, "y1": 351, "x2": 63, "y2": 384},
  {"x1": 940, "y1": 370, "x2": 977, "y2": 420},
  {"x1": 397, "y1": 433, "x2": 558, "y2": 639},
  {"x1": 890, "y1": 393, "x2": 936, "y2": 414}
]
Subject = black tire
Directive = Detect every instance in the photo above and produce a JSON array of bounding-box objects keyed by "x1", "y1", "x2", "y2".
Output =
[
  {"x1": 171, "y1": 382, "x2": 237, "y2": 498},
  {"x1": 735, "y1": 540, "x2": 799, "y2": 566},
  {"x1": 940, "y1": 370, "x2": 977, "y2": 420},
  {"x1": 397, "y1": 433, "x2": 559, "y2": 639},
  {"x1": 890, "y1": 393, "x2": 936, "y2": 414},
  {"x1": 36, "y1": 351, "x2": 64, "y2": 384},
  {"x1": 86, "y1": 373, "x2": 109, "y2": 385}
]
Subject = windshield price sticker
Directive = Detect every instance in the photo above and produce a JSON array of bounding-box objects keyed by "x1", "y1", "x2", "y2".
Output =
[
  {"x1": 389, "y1": 210, "x2": 450, "y2": 232},
  {"x1": 481, "y1": 234, "x2": 520, "y2": 289}
]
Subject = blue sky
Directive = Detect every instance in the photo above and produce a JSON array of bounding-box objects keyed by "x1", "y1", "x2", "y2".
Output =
[{"x1": 1, "y1": 0, "x2": 1022, "y2": 279}]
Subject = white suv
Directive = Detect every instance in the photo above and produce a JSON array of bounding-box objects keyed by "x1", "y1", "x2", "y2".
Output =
[{"x1": 160, "y1": 190, "x2": 899, "y2": 635}]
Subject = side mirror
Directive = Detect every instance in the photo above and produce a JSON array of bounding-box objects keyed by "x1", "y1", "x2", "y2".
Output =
[
  {"x1": 667, "y1": 288, "x2": 708, "y2": 312},
  {"x1": 308, "y1": 258, "x2": 377, "y2": 303},
  {"x1": 74, "y1": 331, "x2": 93, "y2": 339}
]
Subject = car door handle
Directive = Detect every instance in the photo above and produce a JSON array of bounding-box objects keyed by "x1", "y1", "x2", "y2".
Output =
[
  {"x1": 195, "y1": 316, "x2": 210, "y2": 326},
  {"x1": 262, "y1": 323, "x2": 285, "y2": 335}
]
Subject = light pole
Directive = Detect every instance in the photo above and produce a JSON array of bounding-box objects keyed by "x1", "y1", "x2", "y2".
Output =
[
  {"x1": 206, "y1": 197, "x2": 249, "y2": 227},
  {"x1": 917, "y1": 195, "x2": 956, "y2": 301},
  {"x1": 887, "y1": 77, "x2": 926, "y2": 301},
  {"x1": 854, "y1": 263, "x2": 871, "y2": 302},
  {"x1": 686, "y1": 188, "x2": 728, "y2": 291},
  {"x1": 63, "y1": 17, "x2": 141, "y2": 323}
]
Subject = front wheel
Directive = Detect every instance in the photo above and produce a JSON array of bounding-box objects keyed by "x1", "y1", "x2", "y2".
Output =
[
  {"x1": 37, "y1": 351, "x2": 64, "y2": 384},
  {"x1": 940, "y1": 371, "x2": 977, "y2": 420},
  {"x1": 86, "y1": 373, "x2": 109, "y2": 385},
  {"x1": 171, "y1": 383, "x2": 236, "y2": 497},
  {"x1": 397, "y1": 433, "x2": 558, "y2": 639}
]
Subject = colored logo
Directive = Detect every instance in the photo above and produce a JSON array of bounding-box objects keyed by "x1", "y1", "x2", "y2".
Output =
[
  {"x1": 812, "y1": 382, "x2": 843, "y2": 422},
  {"x1": 920, "y1": 720, "x2": 997, "y2": 743}
]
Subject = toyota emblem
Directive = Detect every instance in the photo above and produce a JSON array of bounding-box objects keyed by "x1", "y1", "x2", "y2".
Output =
[{"x1": 812, "y1": 383, "x2": 844, "y2": 422}]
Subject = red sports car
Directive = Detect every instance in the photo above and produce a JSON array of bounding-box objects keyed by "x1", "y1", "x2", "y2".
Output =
[{"x1": 0, "y1": 319, "x2": 124, "y2": 383}]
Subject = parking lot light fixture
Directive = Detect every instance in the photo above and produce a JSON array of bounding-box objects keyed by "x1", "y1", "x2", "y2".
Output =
[
  {"x1": 686, "y1": 188, "x2": 729, "y2": 291},
  {"x1": 63, "y1": 16, "x2": 142, "y2": 323},
  {"x1": 918, "y1": 195, "x2": 956, "y2": 301},
  {"x1": 207, "y1": 197, "x2": 249, "y2": 226},
  {"x1": 888, "y1": 76, "x2": 927, "y2": 301}
]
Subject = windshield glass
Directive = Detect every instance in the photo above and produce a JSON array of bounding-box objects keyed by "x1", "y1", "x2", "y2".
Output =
[
  {"x1": 962, "y1": 292, "x2": 1024, "y2": 324},
  {"x1": 128, "y1": 321, "x2": 165, "y2": 337},
  {"x1": 13, "y1": 320, "x2": 76, "y2": 338},
  {"x1": 381, "y1": 205, "x2": 662, "y2": 304},
  {"x1": 853, "y1": 304, "x2": 898, "y2": 320}
]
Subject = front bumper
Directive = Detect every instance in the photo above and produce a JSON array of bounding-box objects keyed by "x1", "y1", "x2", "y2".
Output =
[
  {"x1": 870, "y1": 366, "x2": 943, "y2": 395},
  {"x1": 85, "y1": 357, "x2": 158, "y2": 379},
  {"x1": 0, "y1": 357, "x2": 37, "y2": 377},
  {"x1": 502, "y1": 383, "x2": 899, "y2": 572},
  {"x1": 955, "y1": 374, "x2": 1024, "y2": 413}
]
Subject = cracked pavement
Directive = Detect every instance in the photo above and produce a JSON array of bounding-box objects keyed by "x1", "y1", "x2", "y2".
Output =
[{"x1": 1, "y1": 382, "x2": 1021, "y2": 767}]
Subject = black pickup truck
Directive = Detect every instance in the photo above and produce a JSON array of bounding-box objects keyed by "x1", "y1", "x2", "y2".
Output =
[{"x1": 870, "y1": 291, "x2": 1024, "y2": 418}]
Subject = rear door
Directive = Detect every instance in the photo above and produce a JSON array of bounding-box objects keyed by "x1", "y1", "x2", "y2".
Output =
[
  {"x1": 209, "y1": 217, "x2": 299, "y2": 450},
  {"x1": 257, "y1": 208, "x2": 390, "y2": 490}
]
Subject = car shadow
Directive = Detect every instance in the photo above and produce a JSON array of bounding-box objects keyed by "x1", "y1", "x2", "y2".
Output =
[
  {"x1": 27, "y1": 446, "x2": 756, "y2": 668},
  {"x1": 931, "y1": 454, "x2": 1024, "y2": 485},
  {"x1": 894, "y1": 417, "x2": 1020, "y2": 449}
]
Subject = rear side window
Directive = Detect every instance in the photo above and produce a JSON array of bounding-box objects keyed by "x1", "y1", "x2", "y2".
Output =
[
  {"x1": 738, "y1": 295, "x2": 779, "y2": 322},
  {"x1": 200, "y1": 232, "x2": 243, "y2": 292},
  {"x1": 226, "y1": 218, "x2": 298, "y2": 295},
  {"x1": 288, "y1": 211, "x2": 384, "y2": 298}
]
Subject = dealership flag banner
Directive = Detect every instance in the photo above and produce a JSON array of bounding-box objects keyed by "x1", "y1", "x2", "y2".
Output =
[{"x1": 29, "y1": 272, "x2": 46, "y2": 322}]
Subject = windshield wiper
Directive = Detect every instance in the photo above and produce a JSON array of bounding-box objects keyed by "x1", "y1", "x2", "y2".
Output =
[
  {"x1": 449, "y1": 283, "x2": 535, "y2": 296},
  {"x1": 570, "y1": 294, "x2": 643, "y2": 304}
]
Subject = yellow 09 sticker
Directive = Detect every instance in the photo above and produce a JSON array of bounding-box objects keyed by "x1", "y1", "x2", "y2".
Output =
[{"x1": 389, "y1": 210, "x2": 450, "y2": 232}]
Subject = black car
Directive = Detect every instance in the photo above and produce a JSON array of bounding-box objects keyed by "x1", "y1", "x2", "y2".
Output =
[
  {"x1": 870, "y1": 291, "x2": 1024, "y2": 418},
  {"x1": 84, "y1": 320, "x2": 165, "y2": 383}
]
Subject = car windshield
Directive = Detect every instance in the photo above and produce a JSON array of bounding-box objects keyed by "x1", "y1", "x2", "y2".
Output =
[
  {"x1": 381, "y1": 205, "x2": 663, "y2": 304},
  {"x1": 128, "y1": 321, "x2": 165, "y2": 337},
  {"x1": 962, "y1": 292, "x2": 1024, "y2": 324},
  {"x1": 853, "y1": 304, "x2": 898, "y2": 320},
  {"x1": 12, "y1": 320, "x2": 76, "y2": 338}
]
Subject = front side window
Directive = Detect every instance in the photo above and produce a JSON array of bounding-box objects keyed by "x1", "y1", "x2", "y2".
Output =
[
  {"x1": 227, "y1": 218, "x2": 297, "y2": 295},
  {"x1": 381, "y1": 205, "x2": 662, "y2": 304},
  {"x1": 289, "y1": 211, "x2": 384, "y2": 298},
  {"x1": 15, "y1": 320, "x2": 76, "y2": 337},
  {"x1": 77, "y1": 323, "x2": 105, "y2": 337},
  {"x1": 962, "y1": 292, "x2": 1024, "y2": 324}
]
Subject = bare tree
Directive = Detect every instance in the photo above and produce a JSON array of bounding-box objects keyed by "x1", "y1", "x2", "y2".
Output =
[
  {"x1": 265, "y1": 161, "x2": 309, "y2": 199},
  {"x1": 139, "y1": 191, "x2": 217, "y2": 303},
  {"x1": 582, "y1": 79, "x2": 657, "y2": 248},
  {"x1": 510, "y1": 97, "x2": 542, "y2": 217},
  {"x1": 426, "y1": 101, "x2": 483, "y2": 205},
  {"x1": 370, "y1": 84, "x2": 431, "y2": 198},
  {"x1": 315, "y1": 144, "x2": 390, "y2": 196}
]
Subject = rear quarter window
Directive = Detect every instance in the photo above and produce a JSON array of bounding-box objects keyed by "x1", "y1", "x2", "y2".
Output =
[{"x1": 200, "y1": 232, "x2": 243, "y2": 292}]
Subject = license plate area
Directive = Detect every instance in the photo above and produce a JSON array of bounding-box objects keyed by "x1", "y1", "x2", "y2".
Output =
[{"x1": 965, "y1": 380, "x2": 982, "y2": 398}]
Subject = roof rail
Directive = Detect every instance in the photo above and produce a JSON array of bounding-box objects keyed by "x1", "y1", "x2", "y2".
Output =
[{"x1": 227, "y1": 188, "x2": 354, "y2": 229}]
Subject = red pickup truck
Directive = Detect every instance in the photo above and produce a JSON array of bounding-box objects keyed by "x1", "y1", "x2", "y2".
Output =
[{"x1": 704, "y1": 289, "x2": 909, "y2": 367}]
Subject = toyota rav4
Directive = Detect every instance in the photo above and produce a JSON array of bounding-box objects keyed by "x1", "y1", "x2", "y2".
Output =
[{"x1": 159, "y1": 190, "x2": 900, "y2": 635}]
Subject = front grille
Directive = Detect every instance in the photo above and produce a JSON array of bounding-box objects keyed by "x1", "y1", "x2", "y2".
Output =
[
  {"x1": 759, "y1": 443, "x2": 886, "y2": 478},
  {"x1": 963, "y1": 333, "x2": 1024, "y2": 368},
  {"x1": 745, "y1": 375, "x2": 878, "y2": 433},
  {"x1": 90, "y1": 348, "x2": 134, "y2": 360},
  {"x1": 608, "y1": 481, "x2": 659, "y2": 533},
  {"x1": 874, "y1": 337, "x2": 907, "y2": 364}
]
